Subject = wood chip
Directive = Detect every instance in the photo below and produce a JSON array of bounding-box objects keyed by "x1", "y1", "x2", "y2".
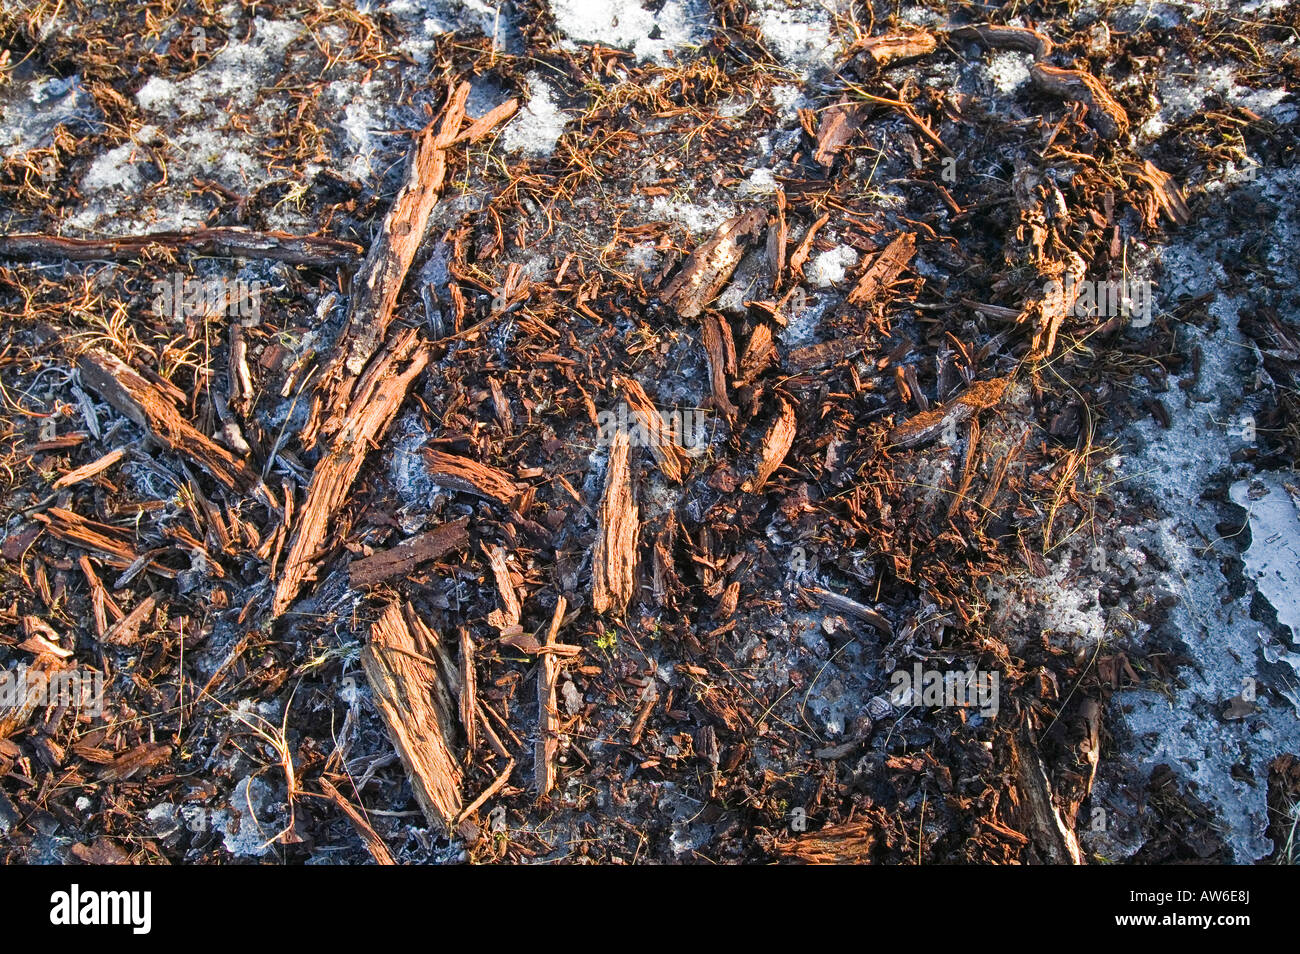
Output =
[
  {"x1": 422, "y1": 450, "x2": 520, "y2": 506},
  {"x1": 592, "y1": 430, "x2": 639, "y2": 615},
  {"x1": 535, "y1": 596, "x2": 567, "y2": 796},
  {"x1": 349, "y1": 517, "x2": 469, "y2": 587},
  {"x1": 662, "y1": 208, "x2": 766, "y2": 318},
  {"x1": 744, "y1": 397, "x2": 796, "y2": 492}
]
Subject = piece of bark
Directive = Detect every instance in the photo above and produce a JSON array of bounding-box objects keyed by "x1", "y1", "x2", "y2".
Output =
[
  {"x1": 700, "y1": 313, "x2": 739, "y2": 419},
  {"x1": 616, "y1": 376, "x2": 690, "y2": 484},
  {"x1": 736, "y1": 323, "x2": 776, "y2": 385},
  {"x1": 1026, "y1": 251, "x2": 1087, "y2": 358},
  {"x1": 814, "y1": 101, "x2": 868, "y2": 167},
  {"x1": 804, "y1": 586, "x2": 893, "y2": 636},
  {"x1": 0, "y1": 228, "x2": 361, "y2": 266},
  {"x1": 32, "y1": 508, "x2": 175, "y2": 579},
  {"x1": 785, "y1": 334, "x2": 873, "y2": 373},
  {"x1": 661, "y1": 208, "x2": 766, "y2": 318},
  {"x1": 851, "y1": 30, "x2": 937, "y2": 66},
  {"x1": 1127, "y1": 159, "x2": 1191, "y2": 227},
  {"x1": 484, "y1": 544, "x2": 523, "y2": 633},
  {"x1": 1008, "y1": 726, "x2": 1083, "y2": 864},
  {"x1": 744, "y1": 397, "x2": 796, "y2": 492},
  {"x1": 888, "y1": 376, "x2": 1010, "y2": 449},
  {"x1": 1030, "y1": 63, "x2": 1129, "y2": 140},
  {"x1": 361, "y1": 603, "x2": 463, "y2": 831},
  {"x1": 778, "y1": 820, "x2": 877, "y2": 863},
  {"x1": 459, "y1": 628, "x2": 477, "y2": 754},
  {"x1": 52, "y1": 447, "x2": 125, "y2": 489},
  {"x1": 78, "y1": 349, "x2": 262, "y2": 495},
  {"x1": 318, "y1": 776, "x2": 396, "y2": 865},
  {"x1": 767, "y1": 192, "x2": 787, "y2": 282},
  {"x1": 306, "y1": 83, "x2": 483, "y2": 447},
  {"x1": 847, "y1": 232, "x2": 916, "y2": 313},
  {"x1": 950, "y1": 24, "x2": 1052, "y2": 59},
  {"x1": 592, "y1": 431, "x2": 639, "y2": 615},
  {"x1": 535, "y1": 596, "x2": 567, "y2": 796},
  {"x1": 422, "y1": 450, "x2": 520, "y2": 506},
  {"x1": 788, "y1": 212, "x2": 830, "y2": 281},
  {"x1": 273, "y1": 329, "x2": 429, "y2": 616},
  {"x1": 349, "y1": 516, "x2": 469, "y2": 587},
  {"x1": 101, "y1": 594, "x2": 156, "y2": 646}
]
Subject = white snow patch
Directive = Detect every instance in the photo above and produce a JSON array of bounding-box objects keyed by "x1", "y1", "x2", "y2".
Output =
[
  {"x1": 807, "y1": 245, "x2": 858, "y2": 288},
  {"x1": 1230, "y1": 474, "x2": 1300, "y2": 639},
  {"x1": 503, "y1": 74, "x2": 571, "y2": 158},
  {"x1": 550, "y1": 0, "x2": 707, "y2": 63}
]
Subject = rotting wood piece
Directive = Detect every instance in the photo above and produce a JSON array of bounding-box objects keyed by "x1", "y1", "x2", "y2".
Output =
[
  {"x1": 744, "y1": 397, "x2": 796, "y2": 493},
  {"x1": 361, "y1": 603, "x2": 464, "y2": 832},
  {"x1": 306, "y1": 82, "x2": 516, "y2": 447},
  {"x1": 272, "y1": 329, "x2": 430, "y2": 616},
  {"x1": 700, "y1": 313, "x2": 739, "y2": 419},
  {"x1": 349, "y1": 516, "x2": 469, "y2": 587},
  {"x1": 484, "y1": 543, "x2": 523, "y2": 634},
  {"x1": 813, "y1": 100, "x2": 868, "y2": 167},
  {"x1": 777, "y1": 820, "x2": 877, "y2": 863},
  {"x1": 1126, "y1": 159, "x2": 1192, "y2": 227},
  {"x1": 1007, "y1": 726, "x2": 1084, "y2": 864},
  {"x1": 33, "y1": 508, "x2": 175, "y2": 579},
  {"x1": 422, "y1": 450, "x2": 520, "y2": 506},
  {"x1": 661, "y1": 208, "x2": 766, "y2": 318},
  {"x1": 0, "y1": 228, "x2": 361, "y2": 266},
  {"x1": 592, "y1": 430, "x2": 639, "y2": 616},
  {"x1": 1030, "y1": 63, "x2": 1129, "y2": 140},
  {"x1": 785, "y1": 334, "x2": 873, "y2": 374},
  {"x1": 616, "y1": 376, "x2": 690, "y2": 484},
  {"x1": 848, "y1": 30, "x2": 937, "y2": 66},
  {"x1": 847, "y1": 231, "x2": 916, "y2": 322},
  {"x1": 536, "y1": 596, "x2": 567, "y2": 797},
  {"x1": 887, "y1": 376, "x2": 1010, "y2": 449},
  {"x1": 78, "y1": 349, "x2": 262, "y2": 495}
]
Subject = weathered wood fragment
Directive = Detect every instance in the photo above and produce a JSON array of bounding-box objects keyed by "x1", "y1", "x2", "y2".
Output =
[
  {"x1": 535, "y1": 596, "x2": 567, "y2": 796},
  {"x1": 851, "y1": 30, "x2": 937, "y2": 66},
  {"x1": 805, "y1": 586, "x2": 893, "y2": 636},
  {"x1": 1007, "y1": 726, "x2": 1083, "y2": 864},
  {"x1": 78, "y1": 349, "x2": 262, "y2": 495},
  {"x1": 318, "y1": 776, "x2": 396, "y2": 865},
  {"x1": 422, "y1": 450, "x2": 520, "y2": 505},
  {"x1": 847, "y1": 232, "x2": 915, "y2": 313},
  {"x1": 592, "y1": 431, "x2": 639, "y2": 615},
  {"x1": 616, "y1": 376, "x2": 689, "y2": 483},
  {"x1": 700, "y1": 313, "x2": 739, "y2": 419},
  {"x1": 273, "y1": 329, "x2": 429, "y2": 616},
  {"x1": 785, "y1": 334, "x2": 873, "y2": 373},
  {"x1": 744, "y1": 397, "x2": 796, "y2": 492},
  {"x1": 662, "y1": 208, "x2": 766, "y2": 318},
  {"x1": 813, "y1": 101, "x2": 868, "y2": 167},
  {"x1": 888, "y1": 376, "x2": 1010, "y2": 449},
  {"x1": 361, "y1": 603, "x2": 463, "y2": 831},
  {"x1": 951, "y1": 24, "x2": 1052, "y2": 59},
  {"x1": 349, "y1": 517, "x2": 469, "y2": 587},
  {"x1": 484, "y1": 543, "x2": 523, "y2": 633},
  {"x1": 52, "y1": 448, "x2": 125, "y2": 489}
]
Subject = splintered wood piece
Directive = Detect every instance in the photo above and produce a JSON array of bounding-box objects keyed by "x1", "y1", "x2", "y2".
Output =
[
  {"x1": 888, "y1": 376, "x2": 1010, "y2": 449},
  {"x1": 814, "y1": 101, "x2": 868, "y2": 167},
  {"x1": 661, "y1": 208, "x2": 766, "y2": 318},
  {"x1": 700, "y1": 313, "x2": 739, "y2": 419},
  {"x1": 307, "y1": 82, "x2": 482, "y2": 447},
  {"x1": 950, "y1": 24, "x2": 1052, "y2": 59},
  {"x1": 592, "y1": 430, "x2": 639, "y2": 615},
  {"x1": 484, "y1": 543, "x2": 523, "y2": 633},
  {"x1": 1030, "y1": 63, "x2": 1129, "y2": 140},
  {"x1": 78, "y1": 349, "x2": 262, "y2": 494},
  {"x1": 273, "y1": 329, "x2": 429, "y2": 616},
  {"x1": 318, "y1": 776, "x2": 396, "y2": 865},
  {"x1": 851, "y1": 30, "x2": 937, "y2": 66},
  {"x1": 777, "y1": 820, "x2": 877, "y2": 863},
  {"x1": 1007, "y1": 726, "x2": 1083, "y2": 864},
  {"x1": 788, "y1": 212, "x2": 830, "y2": 281},
  {"x1": 744, "y1": 397, "x2": 796, "y2": 493},
  {"x1": 805, "y1": 586, "x2": 893, "y2": 636},
  {"x1": 422, "y1": 450, "x2": 520, "y2": 505},
  {"x1": 736, "y1": 323, "x2": 776, "y2": 385},
  {"x1": 349, "y1": 516, "x2": 469, "y2": 587},
  {"x1": 785, "y1": 334, "x2": 873, "y2": 373},
  {"x1": 0, "y1": 228, "x2": 361, "y2": 266},
  {"x1": 616, "y1": 376, "x2": 689, "y2": 484},
  {"x1": 101, "y1": 594, "x2": 156, "y2": 646},
  {"x1": 459, "y1": 628, "x2": 477, "y2": 754},
  {"x1": 767, "y1": 193, "x2": 787, "y2": 282},
  {"x1": 52, "y1": 447, "x2": 125, "y2": 489},
  {"x1": 361, "y1": 603, "x2": 463, "y2": 831},
  {"x1": 1127, "y1": 160, "x2": 1191, "y2": 226},
  {"x1": 32, "y1": 508, "x2": 175, "y2": 579},
  {"x1": 536, "y1": 596, "x2": 567, "y2": 796},
  {"x1": 847, "y1": 231, "x2": 916, "y2": 314}
]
